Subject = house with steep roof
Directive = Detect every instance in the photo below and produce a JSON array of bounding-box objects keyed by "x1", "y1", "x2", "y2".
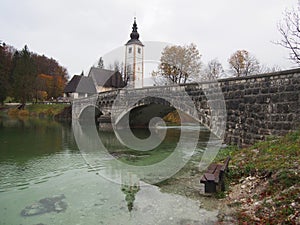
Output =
[
  {"x1": 64, "y1": 75, "x2": 96, "y2": 99},
  {"x1": 64, "y1": 68, "x2": 125, "y2": 99},
  {"x1": 64, "y1": 18, "x2": 144, "y2": 99},
  {"x1": 88, "y1": 67, "x2": 125, "y2": 93}
]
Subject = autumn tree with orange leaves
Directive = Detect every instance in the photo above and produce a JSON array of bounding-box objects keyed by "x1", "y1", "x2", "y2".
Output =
[
  {"x1": 0, "y1": 43, "x2": 68, "y2": 103},
  {"x1": 153, "y1": 43, "x2": 202, "y2": 84},
  {"x1": 228, "y1": 50, "x2": 260, "y2": 77},
  {"x1": 35, "y1": 74, "x2": 66, "y2": 101}
]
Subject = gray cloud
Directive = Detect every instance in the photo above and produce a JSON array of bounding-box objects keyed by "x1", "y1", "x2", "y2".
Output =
[{"x1": 1, "y1": 0, "x2": 297, "y2": 76}]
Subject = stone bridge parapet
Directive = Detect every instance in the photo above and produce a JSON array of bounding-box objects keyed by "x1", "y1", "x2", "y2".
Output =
[{"x1": 72, "y1": 68, "x2": 300, "y2": 146}]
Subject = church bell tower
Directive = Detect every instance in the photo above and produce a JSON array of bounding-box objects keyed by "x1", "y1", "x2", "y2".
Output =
[{"x1": 124, "y1": 18, "x2": 144, "y2": 88}]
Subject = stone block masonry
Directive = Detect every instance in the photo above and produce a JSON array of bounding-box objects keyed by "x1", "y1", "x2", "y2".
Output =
[
  {"x1": 219, "y1": 68, "x2": 300, "y2": 146},
  {"x1": 73, "y1": 68, "x2": 300, "y2": 147}
]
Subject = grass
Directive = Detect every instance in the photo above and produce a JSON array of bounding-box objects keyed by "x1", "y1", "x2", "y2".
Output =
[
  {"x1": 26, "y1": 104, "x2": 68, "y2": 117},
  {"x1": 216, "y1": 130, "x2": 300, "y2": 224},
  {"x1": 230, "y1": 130, "x2": 300, "y2": 179},
  {"x1": 7, "y1": 103, "x2": 68, "y2": 118}
]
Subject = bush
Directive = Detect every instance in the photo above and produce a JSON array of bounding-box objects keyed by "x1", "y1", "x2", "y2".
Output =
[
  {"x1": 7, "y1": 108, "x2": 19, "y2": 116},
  {"x1": 18, "y1": 109, "x2": 29, "y2": 117},
  {"x1": 7, "y1": 108, "x2": 30, "y2": 117}
]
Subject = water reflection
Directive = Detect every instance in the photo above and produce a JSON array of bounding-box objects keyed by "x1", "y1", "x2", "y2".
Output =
[
  {"x1": 0, "y1": 117, "x2": 82, "y2": 192},
  {"x1": 0, "y1": 117, "x2": 78, "y2": 161},
  {"x1": 121, "y1": 183, "x2": 140, "y2": 212},
  {"x1": 0, "y1": 117, "x2": 219, "y2": 225},
  {"x1": 73, "y1": 120, "x2": 210, "y2": 185}
]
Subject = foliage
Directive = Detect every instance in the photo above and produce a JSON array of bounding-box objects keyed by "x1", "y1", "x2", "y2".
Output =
[
  {"x1": 109, "y1": 60, "x2": 129, "y2": 86},
  {"x1": 32, "y1": 53, "x2": 68, "y2": 100},
  {"x1": 121, "y1": 184, "x2": 140, "y2": 212},
  {"x1": 97, "y1": 57, "x2": 104, "y2": 69},
  {"x1": 0, "y1": 42, "x2": 13, "y2": 104},
  {"x1": 213, "y1": 145, "x2": 238, "y2": 162},
  {"x1": 7, "y1": 108, "x2": 21, "y2": 117},
  {"x1": 11, "y1": 45, "x2": 37, "y2": 104},
  {"x1": 35, "y1": 74, "x2": 66, "y2": 100},
  {"x1": 7, "y1": 108, "x2": 30, "y2": 117},
  {"x1": 277, "y1": 0, "x2": 300, "y2": 64},
  {"x1": 7, "y1": 103, "x2": 67, "y2": 118},
  {"x1": 26, "y1": 104, "x2": 68, "y2": 117},
  {"x1": 226, "y1": 131, "x2": 300, "y2": 181},
  {"x1": 228, "y1": 50, "x2": 260, "y2": 77},
  {"x1": 152, "y1": 43, "x2": 202, "y2": 84},
  {"x1": 32, "y1": 53, "x2": 68, "y2": 78},
  {"x1": 163, "y1": 110, "x2": 180, "y2": 124},
  {"x1": 0, "y1": 42, "x2": 68, "y2": 103},
  {"x1": 223, "y1": 130, "x2": 300, "y2": 224},
  {"x1": 18, "y1": 109, "x2": 30, "y2": 117}
]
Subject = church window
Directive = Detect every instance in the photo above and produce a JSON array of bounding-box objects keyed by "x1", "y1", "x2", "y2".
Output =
[
  {"x1": 138, "y1": 47, "x2": 141, "y2": 54},
  {"x1": 128, "y1": 47, "x2": 132, "y2": 54}
]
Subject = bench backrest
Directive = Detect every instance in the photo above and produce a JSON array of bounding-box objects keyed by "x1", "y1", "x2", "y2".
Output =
[{"x1": 220, "y1": 156, "x2": 231, "y2": 172}]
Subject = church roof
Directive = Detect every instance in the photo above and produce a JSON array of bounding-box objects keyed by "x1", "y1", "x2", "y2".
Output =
[
  {"x1": 64, "y1": 75, "x2": 97, "y2": 94},
  {"x1": 88, "y1": 67, "x2": 125, "y2": 88},
  {"x1": 126, "y1": 18, "x2": 144, "y2": 46}
]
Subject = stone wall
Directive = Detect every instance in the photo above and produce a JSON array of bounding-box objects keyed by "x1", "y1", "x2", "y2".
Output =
[
  {"x1": 74, "y1": 68, "x2": 300, "y2": 147},
  {"x1": 219, "y1": 68, "x2": 300, "y2": 146}
]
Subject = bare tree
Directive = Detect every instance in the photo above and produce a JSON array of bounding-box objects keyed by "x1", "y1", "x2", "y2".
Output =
[
  {"x1": 228, "y1": 50, "x2": 260, "y2": 77},
  {"x1": 259, "y1": 64, "x2": 281, "y2": 74},
  {"x1": 109, "y1": 60, "x2": 130, "y2": 86},
  {"x1": 277, "y1": 1, "x2": 300, "y2": 64},
  {"x1": 203, "y1": 58, "x2": 224, "y2": 80},
  {"x1": 151, "y1": 71, "x2": 170, "y2": 86}
]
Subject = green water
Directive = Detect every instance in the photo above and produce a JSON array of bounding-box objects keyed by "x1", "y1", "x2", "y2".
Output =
[{"x1": 0, "y1": 117, "x2": 219, "y2": 225}]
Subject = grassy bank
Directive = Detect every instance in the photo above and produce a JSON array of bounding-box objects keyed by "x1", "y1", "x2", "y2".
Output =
[
  {"x1": 217, "y1": 131, "x2": 300, "y2": 224},
  {"x1": 7, "y1": 103, "x2": 69, "y2": 118}
]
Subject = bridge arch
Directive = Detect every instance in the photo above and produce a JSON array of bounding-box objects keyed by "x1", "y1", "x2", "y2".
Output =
[
  {"x1": 112, "y1": 95, "x2": 209, "y2": 129},
  {"x1": 78, "y1": 104, "x2": 102, "y2": 120}
]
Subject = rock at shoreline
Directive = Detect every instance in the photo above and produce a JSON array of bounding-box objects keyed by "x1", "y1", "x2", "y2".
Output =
[{"x1": 20, "y1": 194, "x2": 67, "y2": 217}]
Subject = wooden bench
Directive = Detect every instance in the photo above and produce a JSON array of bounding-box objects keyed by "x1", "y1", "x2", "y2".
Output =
[{"x1": 200, "y1": 156, "x2": 231, "y2": 193}]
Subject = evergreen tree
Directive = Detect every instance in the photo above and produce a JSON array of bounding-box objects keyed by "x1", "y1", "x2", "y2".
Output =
[
  {"x1": 0, "y1": 43, "x2": 13, "y2": 104},
  {"x1": 11, "y1": 45, "x2": 37, "y2": 104},
  {"x1": 97, "y1": 57, "x2": 104, "y2": 68}
]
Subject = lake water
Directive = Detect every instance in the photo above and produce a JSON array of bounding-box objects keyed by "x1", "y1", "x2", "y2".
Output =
[{"x1": 0, "y1": 116, "x2": 221, "y2": 225}]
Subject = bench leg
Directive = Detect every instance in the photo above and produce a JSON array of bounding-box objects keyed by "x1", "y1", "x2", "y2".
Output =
[
  {"x1": 205, "y1": 181, "x2": 217, "y2": 193},
  {"x1": 220, "y1": 180, "x2": 225, "y2": 191}
]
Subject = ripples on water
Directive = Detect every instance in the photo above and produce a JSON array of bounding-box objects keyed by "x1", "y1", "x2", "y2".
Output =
[
  {"x1": 0, "y1": 154, "x2": 87, "y2": 192},
  {"x1": 0, "y1": 117, "x2": 84, "y2": 192},
  {"x1": 0, "y1": 117, "x2": 219, "y2": 225}
]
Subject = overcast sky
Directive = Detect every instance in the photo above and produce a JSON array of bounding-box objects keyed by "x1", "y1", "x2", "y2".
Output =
[{"x1": 1, "y1": 0, "x2": 298, "y2": 77}]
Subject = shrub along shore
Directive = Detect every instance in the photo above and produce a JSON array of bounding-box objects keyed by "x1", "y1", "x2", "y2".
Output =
[{"x1": 5, "y1": 103, "x2": 70, "y2": 119}]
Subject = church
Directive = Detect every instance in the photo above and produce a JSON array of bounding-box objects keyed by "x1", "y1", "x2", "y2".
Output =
[
  {"x1": 64, "y1": 18, "x2": 144, "y2": 99},
  {"x1": 124, "y1": 17, "x2": 144, "y2": 88}
]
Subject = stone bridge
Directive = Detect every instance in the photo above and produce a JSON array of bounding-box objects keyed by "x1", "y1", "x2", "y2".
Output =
[{"x1": 72, "y1": 68, "x2": 300, "y2": 146}]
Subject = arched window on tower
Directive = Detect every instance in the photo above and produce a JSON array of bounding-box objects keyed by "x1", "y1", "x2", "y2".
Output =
[
  {"x1": 138, "y1": 47, "x2": 141, "y2": 54},
  {"x1": 128, "y1": 47, "x2": 132, "y2": 54}
]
